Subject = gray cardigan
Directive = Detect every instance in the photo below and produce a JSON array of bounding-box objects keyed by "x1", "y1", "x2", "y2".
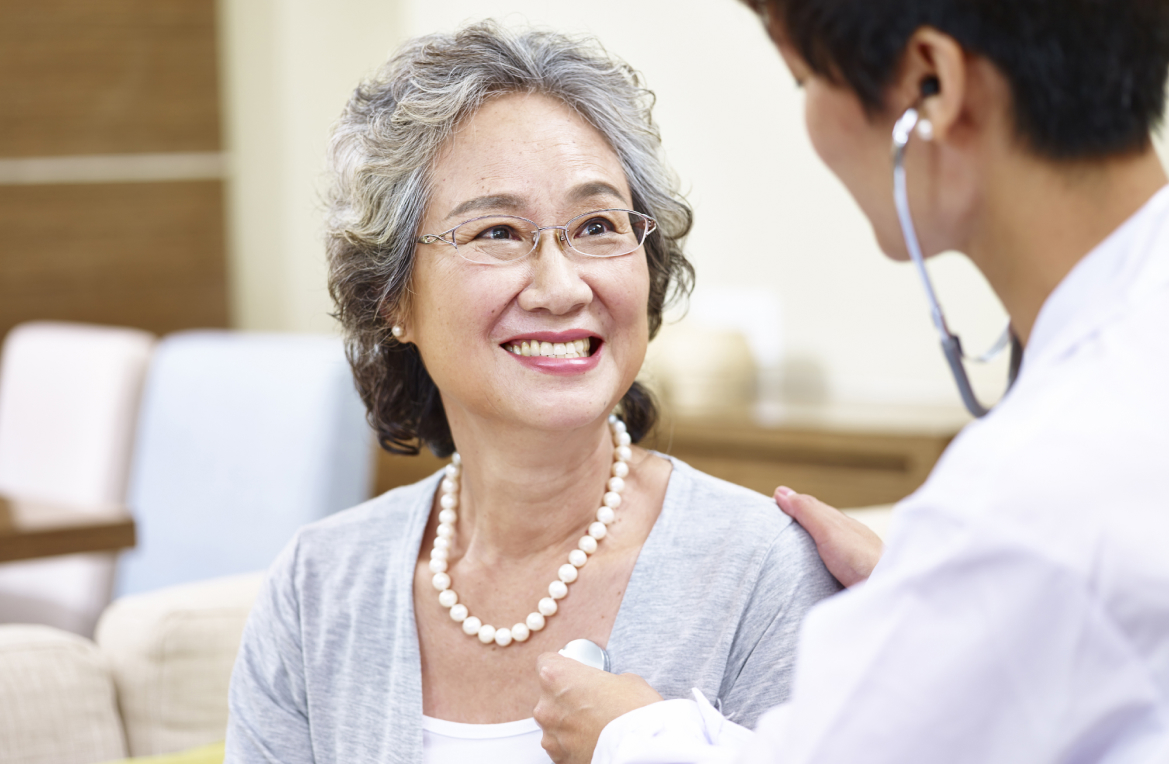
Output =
[{"x1": 226, "y1": 457, "x2": 840, "y2": 763}]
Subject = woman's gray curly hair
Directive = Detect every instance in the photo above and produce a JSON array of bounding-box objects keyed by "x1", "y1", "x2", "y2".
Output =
[{"x1": 326, "y1": 20, "x2": 694, "y2": 457}]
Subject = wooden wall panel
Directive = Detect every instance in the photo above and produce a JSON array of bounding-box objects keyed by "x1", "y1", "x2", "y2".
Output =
[
  {"x1": 0, "y1": 0, "x2": 220, "y2": 157},
  {"x1": 0, "y1": 182, "x2": 228, "y2": 339}
]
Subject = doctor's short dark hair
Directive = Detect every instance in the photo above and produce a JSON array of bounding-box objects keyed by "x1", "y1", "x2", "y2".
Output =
[
  {"x1": 325, "y1": 22, "x2": 694, "y2": 458},
  {"x1": 747, "y1": 0, "x2": 1169, "y2": 160}
]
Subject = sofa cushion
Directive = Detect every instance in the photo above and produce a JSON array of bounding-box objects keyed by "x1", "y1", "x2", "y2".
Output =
[
  {"x1": 0, "y1": 624, "x2": 127, "y2": 764},
  {"x1": 95, "y1": 574, "x2": 263, "y2": 757}
]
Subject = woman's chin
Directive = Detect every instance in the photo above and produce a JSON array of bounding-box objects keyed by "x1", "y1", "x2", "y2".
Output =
[{"x1": 504, "y1": 392, "x2": 620, "y2": 436}]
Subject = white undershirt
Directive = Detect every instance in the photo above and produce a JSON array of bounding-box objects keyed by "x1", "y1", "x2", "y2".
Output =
[{"x1": 422, "y1": 715, "x2": 551, "y2": 764}]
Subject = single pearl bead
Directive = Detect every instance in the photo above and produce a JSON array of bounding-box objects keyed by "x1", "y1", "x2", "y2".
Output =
[
  {"x1": 440, "y1": 494, "x2": 458, "y2": 510},
  {"x1": 477, "y1": 624, "x2": 496, "y2": 644},
  {"x1": 597, "y1": 506, "x2": 615, "y2": 525},
  {"x1": 451, "y1": 452, "x2": 461, "y2": 465},
  {"x1": 430, "y1": 546, "x2": 448, "y2": 560},
  {"x1": 511, "y1": 623, "x2": 531, "y2": 642},
  {"x1": 526, "y1": 612, "x2": 546, "y2": 632},
  {"x1": 494, "y1": 627, "x2": 513, "y2": 647},
  {"x1": 538, "y1": 597, "x2": 558, "y2": 616},
  {"x1": 579, "y1": 535, "x2": 598, "y2": 554},
  {"x1": 603, "y1": 491, "x2": 622, "y2": 508},
  {"x1": 432, "y1": 572, "x2": 450, "y2": 591},
  {"x1": 428, "y1": 558, "x2": 447, "y2": 574},
  {"x1": 608, "y1": 414, "x2": 618, "y2": 424},
  {"x1": 434, "y1": 536, "x2": 450, "y2": 550},
  {"x1": 612, "y1": 461, "x2": 629, "y2": 479},
  {"x1": 607, "y1": 476, "x2": 625, "y2": 493},
  {"x1": 612, "y1": 419, "x2": 627, "y2": 433},
  {"x1": 444, "y1": 463, "x2": 460, "y2": 478},
  {"x1": 438, "y1": 589, "x2": 458, "y2": 608},
  {"x1": 569, "y1": 549, "x2": 588, "y2": 568},
  {"x1": 436, "y1": 523, "x2": 454, "y2": 539},
  {"x1": 462, "y1": 615, "x2": 482, "y2": 635},
  {"x1": 549, "y1": 580, "x2": 568, "y2": 599},
  {"x1": 588, "y1": 521, "x2": 608, "y2": 539},
  {"x1": 441, "y1": 478, "x2": 458, "y2": 494},
  {"x1": 614, "y1": 431, "x2": 632, "y2": 447},
  {"x1": 438, "y1": 508, "x2": 457, "y2": 524},
  {"x1": 616, "y1": 445, "x2": 632, "y2": 462},
  {"x1": 558, "y1": 564, "x2": 578, "y2": 583},
  {"x1": 450, "y1": 604, "x2": 468, "y2": 622}
]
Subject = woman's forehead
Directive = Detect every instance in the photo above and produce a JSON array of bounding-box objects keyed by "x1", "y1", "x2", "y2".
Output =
[{"x1": 427, "y1": 93, "x2": 632, "y2": 220}]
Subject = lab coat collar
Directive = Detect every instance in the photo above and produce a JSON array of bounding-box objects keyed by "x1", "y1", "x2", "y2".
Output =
[{"x1": 1025, "y1": 183, "x2": 1169, "y2": 370}]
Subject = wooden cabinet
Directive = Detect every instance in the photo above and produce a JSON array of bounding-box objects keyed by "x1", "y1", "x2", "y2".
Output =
[{"x1": 374, "y1": 406, "x2": 967, "y2": 509}]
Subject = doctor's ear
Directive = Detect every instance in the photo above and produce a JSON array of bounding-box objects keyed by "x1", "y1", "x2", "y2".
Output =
[{"x1": 894, "y1": 28, "x2": 966, "y2": 144}]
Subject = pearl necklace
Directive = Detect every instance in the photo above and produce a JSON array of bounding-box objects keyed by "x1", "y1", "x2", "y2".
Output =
[{"x1": 428, "y1": 415, "x2": 633, "y2": 647}]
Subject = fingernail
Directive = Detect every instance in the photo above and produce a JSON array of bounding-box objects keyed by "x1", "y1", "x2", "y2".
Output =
[{"x1": 776, "y1": 486, "x2": 794, "y2": 498}]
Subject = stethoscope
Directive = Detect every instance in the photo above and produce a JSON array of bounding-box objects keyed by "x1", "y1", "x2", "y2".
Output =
[{"x1": 891, "y1": 85, "x2": 1022, "y2": 418}]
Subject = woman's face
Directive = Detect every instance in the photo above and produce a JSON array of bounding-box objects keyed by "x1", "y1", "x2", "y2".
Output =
[{"x1": 405, "y1": 92, "x2": 650, "y2": 437}]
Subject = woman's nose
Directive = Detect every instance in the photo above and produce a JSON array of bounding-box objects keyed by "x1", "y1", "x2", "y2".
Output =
[{"x1": 516, "y1": 232, "x2": 593, "y2": 315}]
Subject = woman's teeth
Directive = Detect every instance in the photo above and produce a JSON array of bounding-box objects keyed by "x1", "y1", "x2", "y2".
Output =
[{"x1": 506, "y1": 339, "x2": 591, "y2": 358}]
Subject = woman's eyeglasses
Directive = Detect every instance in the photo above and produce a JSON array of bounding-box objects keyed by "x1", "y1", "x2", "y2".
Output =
[{"x1": 416, "y1": 208, "x2": 657, "y2": 265}]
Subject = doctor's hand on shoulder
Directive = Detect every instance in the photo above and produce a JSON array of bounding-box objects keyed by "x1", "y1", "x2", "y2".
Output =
[
  {"x1": 775, "y1": 486, "x2": 882, "y2": 588},
  {"x1": 535, "y1": 652, "x2": 663, "y2": 764}
]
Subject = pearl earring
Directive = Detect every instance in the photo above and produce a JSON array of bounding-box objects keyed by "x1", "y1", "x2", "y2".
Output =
[
  {"x1": 916, "y1": 118, "x2": 934, "y2": 141},
  {"x1": 392, "y1": 325, "x2": 405, "y2": 339}
]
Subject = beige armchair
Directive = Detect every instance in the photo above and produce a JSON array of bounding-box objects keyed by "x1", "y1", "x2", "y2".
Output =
[{"x1": 0, "y1": 573, "x2": 262, "y2": 764}]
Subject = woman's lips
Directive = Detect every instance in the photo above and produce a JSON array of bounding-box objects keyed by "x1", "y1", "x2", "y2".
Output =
[{"x1": 501, "y1": 337, "x2": 603, "y2": 375}]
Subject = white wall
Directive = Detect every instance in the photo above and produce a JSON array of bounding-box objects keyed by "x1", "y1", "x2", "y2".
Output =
[
  {"x1": 218, "y1": 0, "x2": 408, "y2": 334},
  {"x1": 221, "y1": 0, "x2": 1167, "y2": 409}
]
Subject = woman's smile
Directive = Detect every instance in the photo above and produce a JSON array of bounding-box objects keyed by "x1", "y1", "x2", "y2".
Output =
[{"x1": 501, "y1": 331, "x2": 604, "y2": 374}]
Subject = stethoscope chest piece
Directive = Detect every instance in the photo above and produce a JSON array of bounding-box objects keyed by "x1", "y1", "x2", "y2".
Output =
[{"x1": 558, "y1": 639, "x2": 612, "y2": 672}]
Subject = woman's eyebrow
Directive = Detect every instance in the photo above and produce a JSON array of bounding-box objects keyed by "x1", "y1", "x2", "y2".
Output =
[
  {"x1": 569, "y1": 181, "x2": 629, "y2": 206},
  {"x1": 445, "y1": 194, "x2": 526, "y2": 221},
  {"x1": 444, "y1": 182, "x2": 629, "y2": 223}
]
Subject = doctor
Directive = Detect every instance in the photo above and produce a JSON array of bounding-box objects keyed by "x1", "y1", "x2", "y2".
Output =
[{"x1": 533, "y1": 0, "x2": 1169, "y2": 762}]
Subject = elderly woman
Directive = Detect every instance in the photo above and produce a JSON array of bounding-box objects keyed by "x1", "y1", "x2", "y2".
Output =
[{"x1": 225, "y1": 22, "x2": 838, "y2": 763}]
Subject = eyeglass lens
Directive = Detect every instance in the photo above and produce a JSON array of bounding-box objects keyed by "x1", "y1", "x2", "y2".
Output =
[{"x1": 451, "y1": 210, "x2": 652, "y2": 263}]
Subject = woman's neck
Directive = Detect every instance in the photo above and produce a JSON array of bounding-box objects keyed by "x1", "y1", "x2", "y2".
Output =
[
  {"x1": 968, "y1": 143, "x2": 1167, "y2": 345},
  {"x1": 441, "y1": 412, "x2": 616, "y2": 561}
]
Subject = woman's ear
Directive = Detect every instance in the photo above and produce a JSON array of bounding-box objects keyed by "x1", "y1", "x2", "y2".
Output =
[
  {"x1": 381, "y1": 299, "x2": 414, "y2": 345},
  {"x1": 892, "y1": 27, "x2": 967, "y2": 144}
]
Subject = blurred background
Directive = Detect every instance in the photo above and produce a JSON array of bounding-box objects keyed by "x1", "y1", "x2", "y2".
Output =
[{"x1": 3, "y1": 0, "x2": 1090, "y2": 413}]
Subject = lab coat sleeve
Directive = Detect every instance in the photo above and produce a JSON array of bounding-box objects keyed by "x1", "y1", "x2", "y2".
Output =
[
  {"x1": 593, "y1": 690, "x2": 757, "y2": 764},
  {"x1": 597, "y1": 512, "x2": 1164, "y2": 764}
]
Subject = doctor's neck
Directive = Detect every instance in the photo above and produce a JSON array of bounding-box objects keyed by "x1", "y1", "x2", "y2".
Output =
[{"x1": 965, "y1": 142, "x2": 1166, "y2": 345}]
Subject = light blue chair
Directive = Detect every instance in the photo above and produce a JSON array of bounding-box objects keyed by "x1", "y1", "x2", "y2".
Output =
[{"x1": 117, "y1": 331, "x2": 373, "y2": 595}]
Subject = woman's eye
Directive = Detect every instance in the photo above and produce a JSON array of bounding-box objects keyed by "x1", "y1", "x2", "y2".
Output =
[
  {"x1": 578, "y1": 217, "x2": 616, "y2": 237},
  {"x1": 476, "y1": 225, "x2": 518, "y2": 241}
]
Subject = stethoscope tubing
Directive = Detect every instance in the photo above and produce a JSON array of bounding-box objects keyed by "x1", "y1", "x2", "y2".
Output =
[{"x1": 891, "y1": 108, "x2": 1020, "y2": 418}]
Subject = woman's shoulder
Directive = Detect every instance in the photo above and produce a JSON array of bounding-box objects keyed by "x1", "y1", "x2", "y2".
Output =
[{"x1": 659, "y1": 455, "x2": 798, "y2": 544}]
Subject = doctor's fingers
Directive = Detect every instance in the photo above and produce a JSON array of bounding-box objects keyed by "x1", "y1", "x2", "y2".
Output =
[
  {"x1": 535, "y1": 653, "x2": 663, "y2": 764},
  {"x1": 775, "y1": 486, "x2": 883, "y2": 587},
  {"x1": 535, "y1": 654, "x2": 607, "y2": 764}
]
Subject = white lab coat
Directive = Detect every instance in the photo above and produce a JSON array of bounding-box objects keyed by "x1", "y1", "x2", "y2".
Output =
[{"x1": 594, "y1": 186, "x2": 1169, "y2": 764}]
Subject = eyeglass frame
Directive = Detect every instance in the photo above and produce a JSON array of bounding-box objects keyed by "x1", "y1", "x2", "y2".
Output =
[{"x1": 415, "y1": 208, "x2": 658, "y2": 265}]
